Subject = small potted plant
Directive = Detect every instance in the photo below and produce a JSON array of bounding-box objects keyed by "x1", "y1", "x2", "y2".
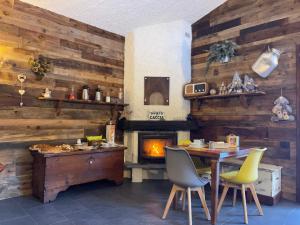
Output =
[
  {"x1": 206, "y1": 40, "x2": 238, "y2": 73},
  {"x1": 29, "y1": 56, "x2": 51, "y2": 80}
]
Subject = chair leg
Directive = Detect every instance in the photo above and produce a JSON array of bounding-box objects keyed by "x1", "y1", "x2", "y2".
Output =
[
  {"x1": 249, "y1": 183, "x2": 263, "y2": 216},
  {"x1": 162, "y1": 185, "x2": 177, "y2": 219},
  {"x1": 217, "y1": 185, "x2": 229, "y2": 213},
  {"x1": 187, "y1": 187, "x2": 193, "y2": 225},
  {"x1": 232, "y1": 188, "x2": 237, "y2": 207},
  {"x1": 182, "y1": 191, "x2": 186, "y2": 211},
  {"x1": 241, "y1": 184, "x2": 248, "y2": 224},
  {"x1": 197, "y1": 188, "x2": 211, "y2": 221},
  {"x1": 201, "y1": 186, "x2": 206, "y2": 201},
  {"x1": 179, "y1": 191, "x2": 184, "y2": 201}
]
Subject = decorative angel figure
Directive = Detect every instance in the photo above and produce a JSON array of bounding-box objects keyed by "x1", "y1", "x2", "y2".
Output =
[
  {"x1": 227, "y1": 72, "x2": 243, "y2": 94},
  {"x1": 271, "y1": 93, "x2": 295, "y2": 122},
  {"x1": 243, "y1": 75, "x2": 258, "y2": 92}
]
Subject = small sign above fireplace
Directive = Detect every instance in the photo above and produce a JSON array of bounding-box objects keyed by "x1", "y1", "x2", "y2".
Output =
[{"x1": 148, "y1": 111, "x2": 165, "y2": 120}]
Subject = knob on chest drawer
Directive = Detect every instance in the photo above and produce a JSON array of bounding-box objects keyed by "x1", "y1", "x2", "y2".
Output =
[{"x1": 88, "y1": 156, "x2": 95, "y2": 165}]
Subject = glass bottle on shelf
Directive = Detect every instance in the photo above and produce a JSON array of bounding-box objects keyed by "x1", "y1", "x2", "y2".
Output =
[
  {"x1": 69, "y1": 85, "x2": 76, "y2": 100},
  {"x1": 118, "y1": 88, "x2": 123, "y2": 103},
  {"x1": 95, "y1": 85, "x2": 102, "y2": 102},
  {"x1": 105, "y1": 90, "x2": 111, "y2": 103},
  {"x1": 82, "y1": 85, "x2": 89, "y2": 100}
]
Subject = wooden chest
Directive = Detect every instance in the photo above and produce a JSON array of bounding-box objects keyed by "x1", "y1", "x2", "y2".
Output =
[
  {"x1": 222, "y1": 159, "x2": 282, "y2": 205},
  {"x1": 31, "y1": 147, "x2": 125, "y2": 203}
]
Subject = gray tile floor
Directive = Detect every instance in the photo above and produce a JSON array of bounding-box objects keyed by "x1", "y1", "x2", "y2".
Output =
[{"x1": 0, "y1": 180, "x2": 299, "y2": 225}]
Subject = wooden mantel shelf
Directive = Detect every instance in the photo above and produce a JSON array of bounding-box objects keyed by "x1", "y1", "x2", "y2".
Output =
[
  {"x1": 38, "y1": 97, "x2": 129, "y2": 107},
  {"x1": 185, "y1": 91, "x2": 266, "y2": 108},
  {"x1": 38, "y1": 97, "x2": 128, "y2": 116}
]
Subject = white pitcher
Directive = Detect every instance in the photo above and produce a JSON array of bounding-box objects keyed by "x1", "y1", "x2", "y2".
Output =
[{"x1": 252, "y1": 47, "x2": 281, "y2": 78}]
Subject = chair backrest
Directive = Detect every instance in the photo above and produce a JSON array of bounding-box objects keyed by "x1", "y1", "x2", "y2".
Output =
[
  {"x1": 234, "y1": 148, "x2": 267, "y2": 184},
  {"x1": 165, "y1": 146, "x2": 207, "y2": 187}
]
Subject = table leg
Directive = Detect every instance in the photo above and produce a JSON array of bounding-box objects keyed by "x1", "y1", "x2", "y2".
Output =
[{"x1": 211, "y1": 160, "x2": 220, "y2": 225}]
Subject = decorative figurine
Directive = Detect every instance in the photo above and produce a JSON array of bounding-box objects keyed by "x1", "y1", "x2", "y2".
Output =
[
  {"x1": 271, "y1": 89, "x2": 295, "y2": 122},
  {"x1": 227, "y1": 72, "x2": 243, "y2": 94},
  {"x1": 17, "y1": 74, "x2": 26, "y2": 107},
  {"x1": 243, "y1": 74, "x2": 258, "y2": 92},
  {"x1": 210, "y1": 89, "x2": 217, "y2": 95},
  {"x1": 41, "y1": 88, "x2": 51, "y2": 98},
  {"x1": 219, "y1": 82, "x2": 227, "y2": 95}
]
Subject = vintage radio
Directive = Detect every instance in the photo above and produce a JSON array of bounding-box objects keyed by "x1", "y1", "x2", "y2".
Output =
[{"x1": 183, "y1": 82, "x2": 209, "y2": 97}]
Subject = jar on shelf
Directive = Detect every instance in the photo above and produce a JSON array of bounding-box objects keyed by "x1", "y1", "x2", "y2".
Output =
[{"x1": 82, "y1": 85, "x2": 89, "y2": 100}]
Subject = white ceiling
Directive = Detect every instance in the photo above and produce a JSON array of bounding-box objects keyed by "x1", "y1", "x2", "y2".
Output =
[{"x1": 21, "y1": 0, "x2": 225, "y2": 36}]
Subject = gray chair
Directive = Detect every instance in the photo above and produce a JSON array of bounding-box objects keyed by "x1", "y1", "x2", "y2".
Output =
[{"x1": 162, "y1": 147, "x2": 211, "y2": 225}]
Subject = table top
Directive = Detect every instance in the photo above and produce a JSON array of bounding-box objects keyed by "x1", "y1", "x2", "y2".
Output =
[
  {"x1": 30, "y1": 146, "x2": 127, "y2": 158},
  {"x1": 184, "y1": 146, "x2": 254, "y2": 161}
]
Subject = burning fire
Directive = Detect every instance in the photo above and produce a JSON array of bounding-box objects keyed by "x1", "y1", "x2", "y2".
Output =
[{"x1": 143, "y1": 139, "x2": 172, "y2": 158}]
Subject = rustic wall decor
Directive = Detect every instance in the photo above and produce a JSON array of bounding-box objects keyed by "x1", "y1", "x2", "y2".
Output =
[
  {"x1": 0, "y1": 0, "x2": 125, "y2": 199},
  {"x1": 144, "y1": 77, "x2": 169, "y2": 105},
  {"x1": 271, "y1": 91, "x2": 295, "y2": 122},
  {"x1": 191, "y1": 0, "x2": 300, "y2": 201},
  {"x1": 17, "y1": 74, "x2": 26, "y2": 107},
  {"x1": 252, "y1": 47, "x2": 281, "y2": 78}
]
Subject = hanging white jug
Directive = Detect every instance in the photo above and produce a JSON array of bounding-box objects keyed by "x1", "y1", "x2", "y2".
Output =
[{"x1": 252, "y1": 47, "x2": 281, "y2": 78}]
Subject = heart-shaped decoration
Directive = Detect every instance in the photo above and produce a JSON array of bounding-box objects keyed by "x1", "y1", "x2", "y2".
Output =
[
  {"x1": 17, "y1": 74, "x2": 26, "y2": 83},
  {"x1": 19, "y1": 89, "x2": 25, "y2": 95}
]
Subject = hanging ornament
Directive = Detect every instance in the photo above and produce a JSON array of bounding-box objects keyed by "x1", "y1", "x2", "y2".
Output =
[
  {"x1": 271, "y1": 89, "x2": 295, "y2": 122},
  {"x1": 17, "y1": 74, "x2": 26, "y2": 107}
]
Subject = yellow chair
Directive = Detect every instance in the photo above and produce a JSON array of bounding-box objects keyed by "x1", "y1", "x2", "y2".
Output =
[{"x1": 217, "y1": 148, "x2": 267, "y2": 224}]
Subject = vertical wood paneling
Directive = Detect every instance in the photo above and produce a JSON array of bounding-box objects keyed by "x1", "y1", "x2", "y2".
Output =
[
  {"x1": 0, "y1": 0, "x2": 124, "y2": 199},
  {"x1": 191, "y1": 0, "x2": 300, "y2": 201}
]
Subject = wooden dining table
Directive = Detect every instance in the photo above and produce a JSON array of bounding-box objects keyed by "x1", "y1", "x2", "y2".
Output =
[{"x1": 184, "y1": 146, "x2": 254, "y2": 225}]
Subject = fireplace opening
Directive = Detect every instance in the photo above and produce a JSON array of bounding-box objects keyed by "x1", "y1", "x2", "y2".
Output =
[{"x1": 138, "y1": 132, "x2": 177, "y2": 164}]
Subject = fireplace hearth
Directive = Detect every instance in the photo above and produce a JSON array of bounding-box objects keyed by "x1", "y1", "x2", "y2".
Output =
[{"x1": 138, "y1": 132, "x2": 177, "y2": 164}]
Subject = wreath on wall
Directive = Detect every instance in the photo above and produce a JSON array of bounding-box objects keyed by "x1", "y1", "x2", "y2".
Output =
[{"x1": 28, "y1": 56, "x2": 51, "y2": 80}]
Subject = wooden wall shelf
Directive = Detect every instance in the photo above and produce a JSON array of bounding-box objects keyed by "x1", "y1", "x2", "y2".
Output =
[
  {"x1": 185, "y1": 91, "x2": 266, "y2": 108},
  {"x1": 38, "y1": 97, "x2": 128, "y2": 116}
]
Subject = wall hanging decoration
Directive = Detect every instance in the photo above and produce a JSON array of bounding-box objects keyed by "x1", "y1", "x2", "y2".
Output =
[
  {"x1": 252, "y1": 46, "x2": 281, "y2": 78},
  {"x1": 227, "y1": 72, "x2": 243, "y2": 94},
  {"x1": 271, "y1": 89, "x2": 295, "y2": 122},
  {"x1": 28, "y1": 56, "x2": 51, "y2": 80},
  {"x1": 17, "y1": 74, "x2": 26, "y2": 107},
  {"x1": 148, "y1": 111, "x2": 165, "y2": 120},
  {"x1": 206, "y1": 40, "x2": 238, "y2": 74},
  {"x1": 144, "y1": 77, "x2": 169, "y2": 105}
]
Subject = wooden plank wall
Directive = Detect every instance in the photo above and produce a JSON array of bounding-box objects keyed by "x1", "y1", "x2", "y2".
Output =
[
  {"x1": 0, "y1": 0, "x2": 124, "y2": 199},
  {"x1": 191, "y1": 0, "x2": 300, "y2": 201}
]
